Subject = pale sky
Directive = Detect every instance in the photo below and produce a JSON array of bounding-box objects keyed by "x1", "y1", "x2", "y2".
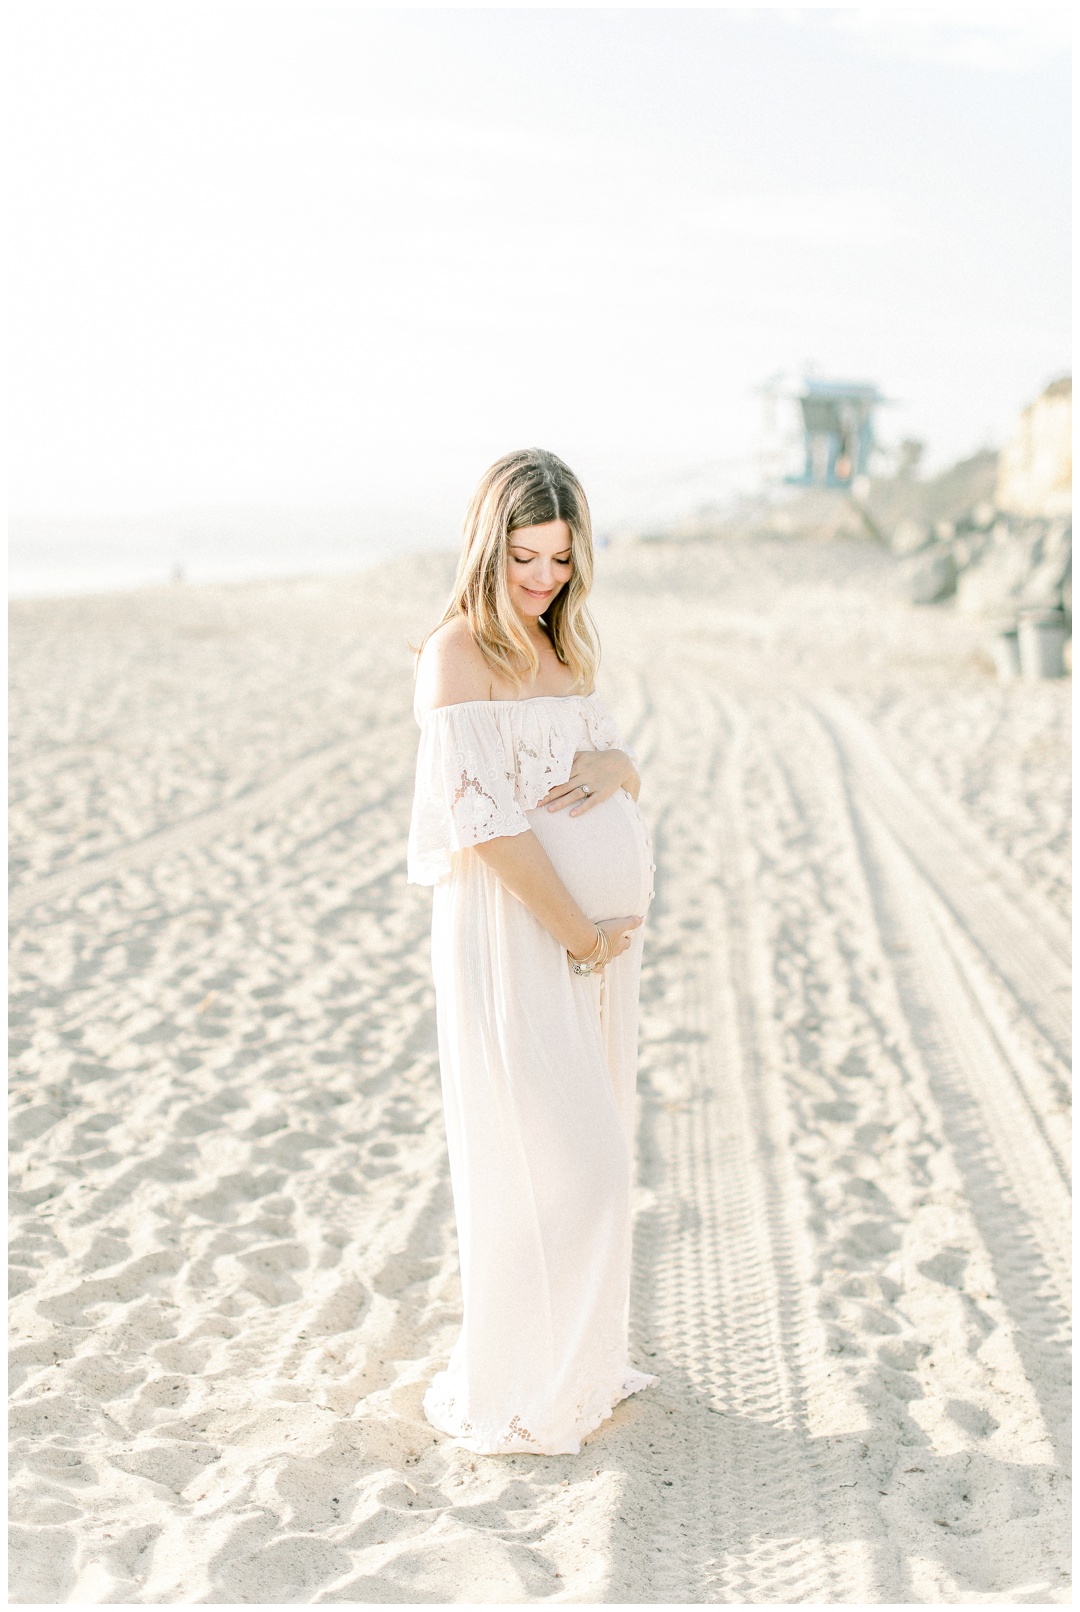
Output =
[{"x1": 9, "y1": 4, "x2": 1072, "y2": 533}]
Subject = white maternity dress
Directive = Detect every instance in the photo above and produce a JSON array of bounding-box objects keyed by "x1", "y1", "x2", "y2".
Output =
[{"x1": 407, "y1": 691, "x2": 657, "y2": 1455}]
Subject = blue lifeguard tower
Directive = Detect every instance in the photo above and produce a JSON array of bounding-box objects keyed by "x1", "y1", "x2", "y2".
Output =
[{"x1": 786, "y1": 378, "x2": 884, "y2": 488}]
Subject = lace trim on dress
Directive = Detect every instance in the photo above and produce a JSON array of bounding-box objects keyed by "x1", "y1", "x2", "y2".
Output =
[
  {"x1": 522, "y1": 699, "x2": 626, "y2": 796},
  {"x1": 406, "y1": 693, "x2": 626, "y2": 887}
]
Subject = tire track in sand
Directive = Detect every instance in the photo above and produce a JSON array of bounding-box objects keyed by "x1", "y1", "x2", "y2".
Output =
[
  {"x1": 816, "y1": 700, "x2": 1070, "y2": 1059},
  {"x1": 809, "y1": 710, "x2": 1071, "y2": 1465},
  {"x1": 623, "y1": 674, "x2": 863, "y2": 1603},
  {"x1": 744, "y1": 693, "x2": 1069, "y2": 1556},
  {"x1": 617, "y1": 650, "x2": 1068, "y2": 1602},
  {"x1": 8, "y1": 715, "x2": 410, "y2": 924}
]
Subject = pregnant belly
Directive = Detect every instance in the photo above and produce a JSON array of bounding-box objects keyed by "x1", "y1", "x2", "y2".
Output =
[{"x1": 526, "y1": 788, "x2": 652, "y2": 923}]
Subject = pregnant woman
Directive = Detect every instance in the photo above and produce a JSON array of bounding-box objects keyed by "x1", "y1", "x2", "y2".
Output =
[{"x1": 407, "y1": 447, "x2": 656, "y2": 1456}]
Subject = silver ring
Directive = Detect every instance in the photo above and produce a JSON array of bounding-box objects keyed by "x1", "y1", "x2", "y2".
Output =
[{"x1": 580, "y1": 784, "x2": 591, "y2": 797}]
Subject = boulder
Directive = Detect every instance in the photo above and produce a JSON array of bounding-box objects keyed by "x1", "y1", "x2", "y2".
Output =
[
  {"x1": 902, "y1": 546, "x2": 957, "y2": 605},
  {"x1": 891, "y1": 518, "x2": 932, "y2": 557},
  {"x1": 957, "y1": 522, "x2": 1040, "y2": 617},
  {"x1": 952, "y1": 531, "x2": 991, "y2": 573},
  {"x1": 1019, "y1": 519, "x2": 1072, "y2": 608}
]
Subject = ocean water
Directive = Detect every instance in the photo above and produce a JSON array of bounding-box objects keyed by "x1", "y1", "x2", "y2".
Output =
[{"x1": 8, "y1": 506, "x2": 456, "y2": 598}]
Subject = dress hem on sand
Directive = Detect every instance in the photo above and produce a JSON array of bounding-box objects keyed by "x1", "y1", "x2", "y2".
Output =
[{"x1": 422, "y1": 1366, "x2": 658, "y2": 1457}]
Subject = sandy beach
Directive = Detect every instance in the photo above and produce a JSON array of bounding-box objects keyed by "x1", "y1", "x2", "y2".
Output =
[{"x1": 9, "y1": 537, "x2": 1070, "y2": 1603}]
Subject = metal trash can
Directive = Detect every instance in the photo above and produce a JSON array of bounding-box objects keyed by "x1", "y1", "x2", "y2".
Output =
[
  {"x1": 1018, "y1": 607, "x2": 1068, "y2": 680},
  {"x1": 991, "y1": 627, "x2": 1021, "y2": 683}
]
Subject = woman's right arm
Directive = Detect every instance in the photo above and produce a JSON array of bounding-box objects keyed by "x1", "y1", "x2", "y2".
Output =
[
  {"x1": 473, "y1": 832, "x2": 640, "y2": 960},
  {"x1": 415, "y1": 623, "x2": 641, "y2": 962}
]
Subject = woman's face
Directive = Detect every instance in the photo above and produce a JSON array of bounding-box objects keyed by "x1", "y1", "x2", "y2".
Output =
[{"x1": 506, "y1": 520, "x2": 573, "y2": 621}]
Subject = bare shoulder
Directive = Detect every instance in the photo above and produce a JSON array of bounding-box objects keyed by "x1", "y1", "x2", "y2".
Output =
[{"x1": 414, "y1": 618, "x2": 495, "y2": 716}]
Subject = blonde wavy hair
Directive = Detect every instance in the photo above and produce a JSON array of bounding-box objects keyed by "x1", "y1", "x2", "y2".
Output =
[{"x1": 426, "y1": 448, "x2": 600, "y2": 692}]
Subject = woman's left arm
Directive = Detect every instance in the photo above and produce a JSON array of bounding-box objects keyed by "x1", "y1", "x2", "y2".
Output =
[{"x1": 539, "y1": 748, "x2": 640, "y2": 814}]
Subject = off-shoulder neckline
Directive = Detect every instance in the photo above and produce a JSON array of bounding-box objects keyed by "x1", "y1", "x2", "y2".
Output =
[{"x1": 417, "y1": 691, "x2": 598, "y2": 720}]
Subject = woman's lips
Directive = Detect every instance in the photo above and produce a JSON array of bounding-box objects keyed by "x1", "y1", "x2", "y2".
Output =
[{"x1": 522, "y1": 586, "x2": 552, "y2": 600}]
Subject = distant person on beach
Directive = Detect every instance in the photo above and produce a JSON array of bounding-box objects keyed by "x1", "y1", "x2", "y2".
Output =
[{"x1": 407, "y1": 448, "x2": 656, "y2": 1454}]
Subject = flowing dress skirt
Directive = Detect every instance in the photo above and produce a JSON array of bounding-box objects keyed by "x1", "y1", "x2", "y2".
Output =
[{"x1": 423, "y1": 786, "x2": 656, "y2": 1454}]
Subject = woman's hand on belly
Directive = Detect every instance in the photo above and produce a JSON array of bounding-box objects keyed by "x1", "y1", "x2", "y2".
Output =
[
  {"x1": 590, "y1": 914, "x2": 644, "y2": 964},
  {"x1": 539, "y1": 748, "x2": 640, "y2": 814}
]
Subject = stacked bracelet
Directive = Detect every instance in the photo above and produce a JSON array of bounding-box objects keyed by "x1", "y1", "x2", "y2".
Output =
[{"x1": 569, "y1": 924, "x2": 610, "y2": 976}]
